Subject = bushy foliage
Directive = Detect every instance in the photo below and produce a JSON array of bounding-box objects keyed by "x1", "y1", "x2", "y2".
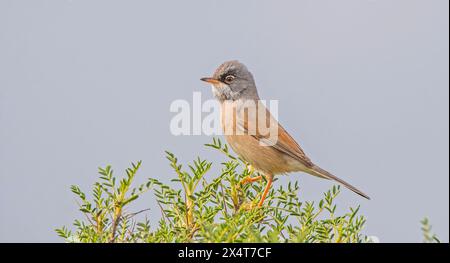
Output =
[{"x1": 56, "y1": 138, "x2": 371, "y2": 243}]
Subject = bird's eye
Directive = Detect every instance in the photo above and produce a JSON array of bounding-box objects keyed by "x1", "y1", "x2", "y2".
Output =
[{"x1": 224, "y1": 75, "x2": 235, "y2": 83}]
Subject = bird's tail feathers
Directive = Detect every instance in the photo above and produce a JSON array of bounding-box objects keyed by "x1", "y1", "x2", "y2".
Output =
[{"x1": 308, "y1": 165, "x2": 370, "y2": 200}]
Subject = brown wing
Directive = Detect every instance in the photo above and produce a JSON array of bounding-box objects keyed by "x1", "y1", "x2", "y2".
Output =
[
  {"x1": 271, "y1": 124, "x2": 314, "y2": 167},
  {"x1": 239, "y1": 105, "x2": 314, "y2": 168}
]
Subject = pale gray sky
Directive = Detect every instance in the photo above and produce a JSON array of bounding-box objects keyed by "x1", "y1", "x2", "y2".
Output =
[{"x1": 0, "y1": 0, "x2": 448, "y2": 242}]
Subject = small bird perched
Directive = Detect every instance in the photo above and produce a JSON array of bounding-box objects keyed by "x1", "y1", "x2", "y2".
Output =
[{"x1": 201, "y1": 60, "x2": 370, "y2": 206}]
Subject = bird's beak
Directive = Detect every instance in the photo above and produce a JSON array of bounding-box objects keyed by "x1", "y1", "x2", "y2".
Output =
[{"x1": 200, "y1": 77, "x2": 221, "y2": 85}]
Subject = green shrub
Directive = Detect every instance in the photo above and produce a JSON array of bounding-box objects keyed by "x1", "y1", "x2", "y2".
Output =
[
  {"x1": 421, "y1": 217, "x2": 440, "y2": 243},
  {"x1": 56, "y1": 138, "x2": 372, "y2": 243}
]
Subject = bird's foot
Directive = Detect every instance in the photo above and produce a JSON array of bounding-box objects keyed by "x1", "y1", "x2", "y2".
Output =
[{"x1": 240, "y1": 175, "x2": 262, "y2": 185}]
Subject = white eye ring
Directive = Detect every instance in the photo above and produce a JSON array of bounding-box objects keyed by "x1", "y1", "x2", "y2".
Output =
[{"x1": 225, "y1": 75, "x2": 235, "y2": 82}]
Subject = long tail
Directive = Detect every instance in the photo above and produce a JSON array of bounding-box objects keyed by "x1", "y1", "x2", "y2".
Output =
[{"x1": 307, "y1": 164, "x2": 370, "y2": 200}]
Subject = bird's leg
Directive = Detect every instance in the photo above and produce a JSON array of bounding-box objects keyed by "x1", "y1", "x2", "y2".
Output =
[{"x1": 257, "y1": 177, "x2": 273, "y2": 207}]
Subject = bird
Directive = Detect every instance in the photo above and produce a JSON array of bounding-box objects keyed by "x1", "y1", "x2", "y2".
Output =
[{"x1": 201, "y1": 60, "x2": 370, "y2": 207}]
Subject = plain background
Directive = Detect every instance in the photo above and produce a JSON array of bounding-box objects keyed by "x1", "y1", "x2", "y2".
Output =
[{"x1": 0, "y1": 0, "x2": 448, "y2": 242}]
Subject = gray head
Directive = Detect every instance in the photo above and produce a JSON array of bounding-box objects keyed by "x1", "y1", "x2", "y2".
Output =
[{"x1": 201, "y1": 60, "x2": 259, "y2": 101}]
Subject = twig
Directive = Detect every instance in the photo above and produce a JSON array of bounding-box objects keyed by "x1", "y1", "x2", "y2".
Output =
[
  {"x1": 156, "y1": 200, "x2": 174, "y2": 227},
  {"x1": 125, "y1": 208, "x2": 151, "y2": 219}
]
